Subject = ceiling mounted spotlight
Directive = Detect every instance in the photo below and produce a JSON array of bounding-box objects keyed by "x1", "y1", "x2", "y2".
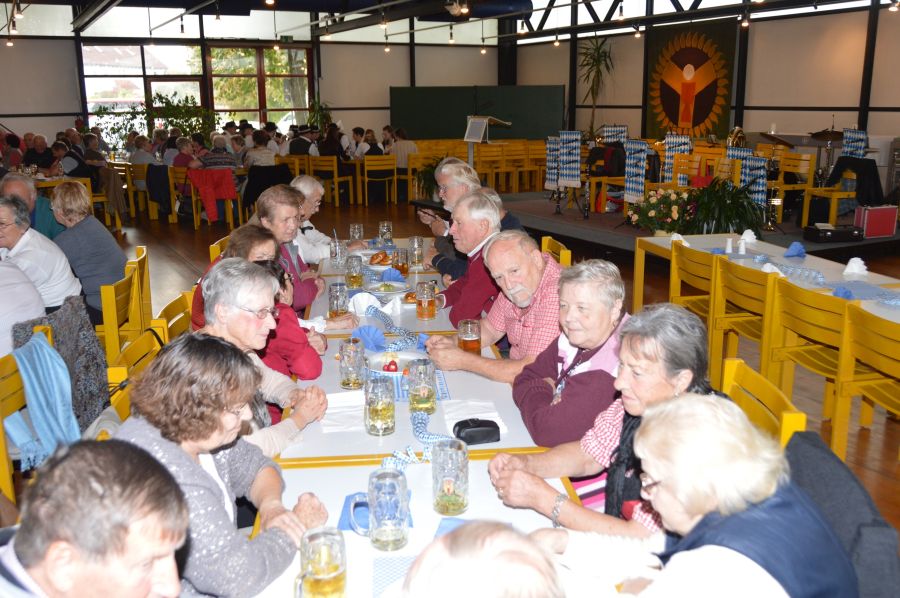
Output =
[
  {"x1": 265, "y1": 0, "x2": 275, "y2": 6},
  {"x1": 617, "y1": 5, "x2": 624, "y2": 21},
  {"x1": 5, "y1": 38, "x2": 13, "y2": 47},
  {"x1": 553, "y1": 33, "x2": 560, "y2": 47},
  {"x1": 460, "y1": 2, "x2": 469, "y2": 15},
  {"x1": 449, "y1": 24, "x2": 455, "y2": 44},
  {"x1": 180, "y1": 15, "x2": 184, "y2": 34},
  {"x1": 741, "y1": 12, "x2": 750, "y2": 27},
  {"x1": 519, "y1": 19, "x2": 526, "y2": 34},
  {"x1": 633, "y1": 25, "x2": 641, "y2": 38},
  {"x1": 11, "y1": 19, "x2": 17, "y2": 34},
  {"x1": 14, "y1": 2, "x2": 24, "y2": 19},
  {"x1": 215, "y1": 2, "x2": 221, "y2": 20}
]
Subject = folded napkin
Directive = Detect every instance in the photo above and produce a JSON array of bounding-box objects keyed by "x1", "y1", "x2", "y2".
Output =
[
  {"x1": 349, "y1": 292, "x2": 381, "y2": 315},
  {"x1": 740, "y1": 229, "x2": 758, "y2": 243},
  {"x1": 670, "y1": 233, "x2": 690, "y2": 247},
  {"x1": 353, "y1": 325, "x2": 386, "y2": 351},
  {"x1": 319, "y1": 392, "x2": 366, "y2": 434},
  {"x1": 761, "y1": 263, "x2": 786, "y2": 277},
  {"x1": 381, "y1": 268, "x2": 406, "y2": 283},
  {"x1": 784, "y1": 242, "x2": 806, "y2": 258},
  {"x1": 833, "y1": 286, "x2": 854, "y2": 299},
  {"x1": 710, "y1": 248, "x2": 726, "y2": 255},
  {"x1": 843, "y1": 257, "x2": 868, "y2": 276}
]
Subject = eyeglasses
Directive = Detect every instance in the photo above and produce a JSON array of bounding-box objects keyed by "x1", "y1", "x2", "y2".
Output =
[
  {"x1": 639, "y1": 472, "x2": 663, "y2": 493},
  {"x1": 235, "y1": 305, "x2": 279, "y2": 320}
]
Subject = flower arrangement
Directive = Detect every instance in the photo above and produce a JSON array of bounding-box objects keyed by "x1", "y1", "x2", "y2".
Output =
[{"x1": 627, "y1": 188, "x2": 691, "y2": 234}]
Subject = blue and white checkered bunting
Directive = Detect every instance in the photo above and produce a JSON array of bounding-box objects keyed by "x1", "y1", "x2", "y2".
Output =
[
  {"x1": 600, "y1": 125, "x2": 628, "y2": 143},
  {"x1": 740, "y1": 155, "x2": 768, "y2": 207},
  {"x1": 624, "y1": 139, "x2": 649, "y2": 205},
  {"x1": 558, "y1": 131, "x2": 582, "y2": 188},
  {"x1": 544, "y1": 136, "x2": 559, "y2": 191},
  {"x1": 726, "y1": 146, "x2": 753, "y2": 161},
  {"x1": 662, "y1": 134, "x2": 692, "y2": 184},
  {"x1": 841, "y1": 128, "x2": 866, "y2": 158}
]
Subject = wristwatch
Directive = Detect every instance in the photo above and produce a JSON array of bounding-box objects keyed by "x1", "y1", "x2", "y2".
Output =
[{"x1": 551, "y1": 492, "x2": 568, "y2": 528}]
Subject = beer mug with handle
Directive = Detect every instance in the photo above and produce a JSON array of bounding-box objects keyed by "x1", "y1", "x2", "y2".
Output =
[
  {"x1": 349, "y1": 468, "x2": 410, "y2": 551},
  {"x1": 296, "y1": 527, "x2": 346, "y2": 598}
]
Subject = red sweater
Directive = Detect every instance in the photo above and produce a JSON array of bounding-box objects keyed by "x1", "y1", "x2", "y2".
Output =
[
  {"x1": 258, "y1": 301, "x2": 322, "y2": 380},
  {"x1": 439, "y1": 246, "x2": 499, "y2": 327},
  {"x1": 190, "y1": 257, "x2": 220, "y2": 330}
]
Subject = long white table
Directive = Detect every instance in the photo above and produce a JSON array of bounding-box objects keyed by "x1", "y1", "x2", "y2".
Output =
[
  {"x1": 257, "y1": 456, "x2": 572, "y2": 597},
  {"x1": 317, "y1": 237, "x2": 436, "y2": 277}
]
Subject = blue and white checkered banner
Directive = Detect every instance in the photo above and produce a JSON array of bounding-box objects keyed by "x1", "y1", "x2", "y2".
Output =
[
  {"x1": 600, "y1": 125, "x2": 628, "y2": 144},
  {"x1": 841, "y1": 128, "x2": 866, "y2": 158},
  {"x1": 558, "y1": 131, "x2": 582, "y2": 188},
  {"x1": 544, "y1": 136, "x2": 559, "y2": 191},
  {"x1": 624, "y1": 139, "x2": 649, "y2": 205},
  {"x1": 740, "y1": 155, "x2": 768, "y2": 207},
  {"x1": 725, "y1": 146, "x2": 753, "y2": 161},
  {"x1": 662, "y1": 134, "x2": 692, "y2": 184}
]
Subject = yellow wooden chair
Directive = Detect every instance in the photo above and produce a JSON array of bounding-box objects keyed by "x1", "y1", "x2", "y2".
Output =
[
  {"x1": 647, "y1": 153, "x2": 701, "y2": 192},
  {"x1": 150, "y1": 290, "x2": 194, "y2": 344},
  {"x1": 210, "y1": 235, "x2": 229, "y2": 262},
  {"x1": 540, "y1": 236, "x2": 572, "y2": 267},
  {"x1": 96, "y1": 264, "x2": 143, "y2": 366},
  {"x1": 767, "y1": 152, "x2": 816, "y2": 224},
  {"x1": 834, "y1": 303, "x2": 900, "y2": 461},
  {"x1": 474, "y1": 144, "x2": 504, "y2": 189},
  {"x1": 754, "y1": 143, "x2": 789, "y2": 162},
  {"x1": 109, "y1": 161, "x2": 135, "y2": 218},
  {"x1": 721, "y1": 358, "x2": 807, "y2": 447},
  {"x1": 166, "y1": 166, "x2": 190, "y2": 224},
  {"x1": 107, "y1": 329, "x2": 163, "y2": 422},
  {"x1": 801, "y1": 170, "x2": 857, "y2": 227},
  {"x1": 500, "y1": 144, "x2": 539, "y2": 193},
  {"x1": 692, "y1": 146, "x2": 725, "y2": 177},
  {"x1": 712, "y1": 157, "x2": 742, "y2": 186},
  {"x1": 527, "y1": 139, "x2": 547, "y2": 185},
  {"x1": 398, "y1": 153, "x2": 426, "y2": 201},
  {"x1": 126, "y1": 163, "x2": 149, "y2": 217},
  {"x1": 128, "y1": 246, "x2": 152, "y2": 327},
  {"x1": 363, "y1": 154, "x2": 398, "y2": 205},
  {"x1": 310, "y1": 156, "x2": 354, "y2": 207},
  {"x1": 275, "y1": 154, "x2": 301, "y2": 177}
]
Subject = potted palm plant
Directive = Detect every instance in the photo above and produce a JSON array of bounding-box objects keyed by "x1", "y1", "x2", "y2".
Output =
[
  {"x1": 683, "y1": 178, "x2": 765, "y2": 237},
  {"x1": 578, "y1": 36, "x2": 614, "y2": 141}
]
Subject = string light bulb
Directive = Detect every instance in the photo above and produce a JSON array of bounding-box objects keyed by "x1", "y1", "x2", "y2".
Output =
[
  {"x1": 617, "y1": 5, "x2": 624, "y2": 21},
  {"x1": 265, "y1": 0, "x2": 275, "y2": 5},
  {"x1": 449, "y1": 24, "x2": 455, "y2": 44}
]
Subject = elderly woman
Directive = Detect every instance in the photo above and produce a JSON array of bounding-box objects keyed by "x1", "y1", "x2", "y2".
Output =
[
  {"x1": 489, "y1": 303, "x2": 713, "y2": 538},
  {"x1": 116, "y1": 333, "x2": 328, "y2": 597},
  {"x1": 199, "y1": 258, "x2": 327, "y2": 457},
  {"x1": 243, "y1": 130, "x2": 276, "y2": 168},
  {"x1": 172, "y1": 136, "x2": 201, "y2": 170},
  {"x1": 50, "y1": 182, "x2": 127, "y2": 324},
  {"x1": 200, "y1": 134, "x2": 239, "y2": 170},
  {"x1": 513, "y1": 259, "x2": 629, "y2": 447}
]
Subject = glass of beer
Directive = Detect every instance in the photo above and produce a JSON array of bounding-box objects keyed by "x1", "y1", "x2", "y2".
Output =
[
  {"x1": 296, "y1": 527, "x2": 346, "y2": 598},
  {"x1": 378, "y1": 220, "x2": 393, "y2": 244},
  {"x1": 416, "y1": 281, "x2": 436, "y2": 321},
  {"x1": 328, "y1": 282, "x2": 349, "y2": 319},
  {"x1": 349, "y1": 468, "x2": 410, "y2": 551},
  {"x1": 338, "y1": 337, "x2": 365, "y2": 390},
  {"x1": 408, "y1": 236, "x2": 424, "y2": 267},
  {"x1": 432, "y1": 438, "x2": 468, "y2": 516},
  {"x1": 457, "y1": 319, "x2": 481, "y2": 355},
  {"x1": 391, "y1": 248, "x2": 409, "y2": 277},
  {"x1": 349, "y1": 223, "x2": 364, "y2": 242},
  {"x1": 364, "y1": 377, "x2": 395, "y2": 436},
  {"x1": 407, "y1": 358, "x2": 437, "y2": 415},
  {"x1": 344, "y1": 255, "x2": 363, "y2": 289}
]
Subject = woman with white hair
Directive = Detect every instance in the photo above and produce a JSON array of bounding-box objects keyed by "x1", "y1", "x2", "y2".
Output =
[{"x1": 512, "y1": 259, "x2": 629, "y2": 447}]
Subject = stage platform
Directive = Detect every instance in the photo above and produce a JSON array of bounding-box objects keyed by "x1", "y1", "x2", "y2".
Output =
[{"x1": 502, "y1": 192, "x2": 900, "y2": 260}]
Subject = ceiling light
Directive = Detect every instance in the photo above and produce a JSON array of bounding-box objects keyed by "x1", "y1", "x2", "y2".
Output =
[
  {"x1": 14, "y1": 3, "x2": 24, "y2": 19},
  {"x1": 891, "y1": 1, "x2": 899, "y2": 12},
  {"x1": 215, "y1": 2, "x2": 221, "y2": 20},
  {"x1": 618, "y1": 5, "x2": 624, "y2": 21},
  {"x1": 384, "y1": 42, "x2": 390, "y2": 52},
  {"x1": 519, "y1": 19, "x2": 526, "y2": 34},
  {"x1": 634, "y1": 25, "x2": 641, "y2": 38},
  {"x1": 741, "y1": 13, "x2": 750, "y2": 27},
  {"x1": 380, "y1": 12, "x2": 387, "y2": 29},
  {"x1": 460, "y1": 2, "x2": 470, "y2": 15},
  {"x1": 449, "y1": 24, "x2": 454, "y2": 44},
  {"x1": 322, "y1": 26, "x2": 331, "y2": 40},
  {"x1": 273, "y1": 42, "x2": 279, "y2": 50},
  {"x1": 180, "y1": 16, "x2": 184, "y2": 34},
  {"x1": 553, "y1": 33, "x2": 560, "y2": 47},
  {"x1": 265, "y1": 0, "x2": 275, "y2": 5},
  {"x1": 11, "y1": 20, "x2": 17, "y2": 34},
  {"x1": 384, "y1": 33, "x2": 390, "y2": 52},
  {"x1": 480, "y1": 37, "x2": 486, "y2": 54},
  {"x1": 5, "y1": 38, "x2": 13, "y2": 47}
]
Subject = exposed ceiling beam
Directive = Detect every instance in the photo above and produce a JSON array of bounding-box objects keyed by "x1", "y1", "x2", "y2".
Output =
[
  {"x1": 72, "y1": 0, "x2": 124, "y2": 32},
  {"x1": 311, "y1": 0, "x2": 447, "y2": 36}
]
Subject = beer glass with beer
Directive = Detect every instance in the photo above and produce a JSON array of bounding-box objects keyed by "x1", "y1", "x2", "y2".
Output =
[
  {"x1": 378, "y1": 220, "x2": 393, "y2": 244},
  {"x1": 295, "y1": 527, "x2": 346, "y2": 598},
  {"x1": 345, "y1": 255, "x2": 363, "y2": 289},
  {"x1": 432, "y1": 439, "x2": 469, "y2": 516},
  {"x1": 391, "y1": 248, "x2": 409, "y2": 277},
  {"x1": 415, "y1": 281, "x2": 436, "y2": 321},
  {"x1": 338, "y1": 337, "x2": 365, "y2": 390},
  {"x1": 457, "y1": 319, "x2": 481, "y2": 355},
  {"x1": 328, "y1": 282, "x2": 349, "y2": 318},
  {"x1": 407, "y1": 358, "x2": 437, "y2": 415},
  {"x1": 349, "y1": 223, "x2": 364, "y2": 242},
  {"x1": 364, "y1": 377, "x2": 395, "y2": 436},
  {"x1": 408, "y1": 236, "x2": 424, "y2": 267},
  {"x1": 349, "y1": 468, "x2": 410, "y2": 551}
]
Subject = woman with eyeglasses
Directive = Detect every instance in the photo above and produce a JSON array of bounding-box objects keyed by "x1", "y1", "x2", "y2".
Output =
[
  {"x1": 198, "y1": 258, "x2": 327, "y2": 458},
  {"x1": 116, "y1": 332, "x2": 328, "y2": 597}
]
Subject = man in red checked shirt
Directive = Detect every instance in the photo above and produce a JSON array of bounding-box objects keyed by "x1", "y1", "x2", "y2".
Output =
[{"x1": 426, "y1": 229, "x2": 562, "y2": 383}]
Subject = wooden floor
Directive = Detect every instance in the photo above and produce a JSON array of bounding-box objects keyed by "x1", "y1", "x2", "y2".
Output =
[{"x1": 111, "y1": 200, "x2": 900, "y2": 532}]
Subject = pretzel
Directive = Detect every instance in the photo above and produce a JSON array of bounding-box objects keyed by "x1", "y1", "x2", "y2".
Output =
[{"x1": 370, "y1": 251, "x2": 389, "y2": 265}]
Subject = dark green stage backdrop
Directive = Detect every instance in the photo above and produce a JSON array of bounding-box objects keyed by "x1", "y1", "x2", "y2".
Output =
[
  {"x1": 644, "y1": 20, "x2": 737, "y2": 140},
  {"x1": 390, "y1": 85, "x2": 565, "y2": 140}
]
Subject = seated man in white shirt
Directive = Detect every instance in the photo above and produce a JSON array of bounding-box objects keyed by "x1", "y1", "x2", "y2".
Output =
[
  {"x1": 350, "y1": 127, "x2": 369, "y2": 160},
  {"x1": 288, "y1": 175, "x2": 367, "y2": 265},
  {"x1": 0, "y1": 196, "x2": 82, "y2": 312}
]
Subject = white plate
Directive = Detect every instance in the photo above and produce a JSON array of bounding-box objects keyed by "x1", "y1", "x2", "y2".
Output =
[
  {"x1": 368, "y1": 350, "x2": 427, "y2": 375},
  {"x1": 352, "y1": 249, "x2": 393, "y2": 271},
  {"x1": 365, "y1": 281, "x2": 410, "y2": 295}
]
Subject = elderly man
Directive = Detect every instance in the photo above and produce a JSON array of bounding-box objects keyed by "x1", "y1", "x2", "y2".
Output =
[
  {"x1": 64, "y1": 129, "x2": 85, "y2": 157},
  {"x1": 0, "y1": 196, "x2": 81, "y2": 311},
  {"x1": 50, "y1": 140, "x2": 93, "y2": 182},
  {"x1": 436, "y1": 191, "x2": 501, "y2": 327},
  {"x1": 288, "y1": 175, "x2": 366, "y2": 264},
  {"x1": 0, "y1": 440, "x2": 188, "y2": 598},
  {"x1": 256, "y1": 184, "x2": 324, "y2": 314},
  {"x1": 21, "y1": 135, "x2": 54, "y2": 172},
  {"x1": 0, "y1": 173, "x2": 65, "y2": 239},
  {"x1": 90, "y1": 126, "x2": 111, "y2": 153},
  {"x1": 288, "y1": 125, "x2": 319, "y2": 157},
  {"x1": 199, "y1": 134, "x2": 239, "y2": 170},
  {"x1": 512, "y1": 259, "x2": 629, "y2": 447},
  {"x1": 0, "y1": 261, "x2": 44, "y2": 357},
  {"x1": 419, "y1": 159, "x2": 480, "y2": 271},
  {"x1": 22, "y1": 132, "x2": 34, "y2": 150},
  {"x1": 426, "y1": 230, "x2": 562, "y2": 383}
]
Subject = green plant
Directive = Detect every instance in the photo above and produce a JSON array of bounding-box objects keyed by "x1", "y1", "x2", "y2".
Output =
[
  {"x1": 307, "y1": 94, "x2": 332, "y2": 131},
  {"x1": 627, "y1": 188, "x2": 691, "y2": 233},
  {"x1": 414, "y1": 155, "x2": 447, "y2": 200},
  {"x1": 90, "y1": 104, "x2": 147, "y2": 150},
  {"x1": 578, "y1": 36, "x2": 614, "y2": 139},
  {"x1": 683, "y1": 178, "x2": 765, "y2": 236}
]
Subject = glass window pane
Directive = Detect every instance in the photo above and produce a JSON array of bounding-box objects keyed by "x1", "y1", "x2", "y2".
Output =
[
  {"x1": 265, "y1": 77, "x2": 309, "y2": 110},
  {"x1": 144, "y1": 46, "x2": 202, "y2": 75},
  {"x1": 264, "y1": 48, "x2": 308, "y2": 75},
  {"x1": 211, "y1": 48, "x2": 258, "y2": 75},
  {"x1": 267, "y1": 110, "x2": 307, "y2": 131},
  {"x1": 84, "y1": 77, "x2": 145, "y2": 112},
  {"x1": 5, "y1": 3, "x2": 73, "y2": 36},
  {"x1": 150, "y1": 80, "x2": 201, "y2": 105},
  {"x1": 82, "y1": 45, "x2": 142, "y2": 76},
  {"x1": 213, "y1": 77, "x2": 260, "y2": 111},
  {"x1": 217, "y1": 111, "x2": 261, "y2": 129}
]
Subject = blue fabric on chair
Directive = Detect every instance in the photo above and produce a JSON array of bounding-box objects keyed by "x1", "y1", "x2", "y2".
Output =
[{"x1": 6, "y1": 332, "x2": 79, "y2": 470}]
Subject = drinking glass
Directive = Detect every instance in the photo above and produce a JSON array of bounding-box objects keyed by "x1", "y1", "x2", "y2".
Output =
[
  {"x1": 457, "y1": 319, "x2": 481, "y2": 355},
  {"x1": 295, "y1": 527, "x2": 346, "y2": 598},
  {"x1": 392, "y1": 248, "x2": 409, "y2": 277},
  {"x1": 345, "y1": 255, "x2": 363, "y2": 289},
  {"x1": 349, "y1": 223, "x2": 364, "y2": 242},
  {"x1": 415, "y1": 281, "x2": 436, "y2": 321},
  {"x1": 328, "y1": 282, "x2": 349, "y2": 318},
  {"x1": 364, "y1": 377, "x2": 395, "y2": 436},
  {"x1": 330, "y1": 239, "x2": 347, "y2": 269},
  {"x1": 349, "y1": 468, "x2": 410, "y2": 551},
  {"x1": 407, "y1": 358, "x2": 437, "y2": 415},
  {"x1": 378, "y1": 220, "x2": 393, "y2": 244},
  {"x1": 432, "y1": 439, "x2": 468, "y2": 516},
  {"x1": 338, "y1": 337, "x2": 365, "y2": 390},
  {"x1": 409, "y1": 236, "x2": 424, "y2": 267}
]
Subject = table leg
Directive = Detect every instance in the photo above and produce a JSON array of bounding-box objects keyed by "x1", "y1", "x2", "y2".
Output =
[{"x1": 633, "y1": 240, "x2": 647, "y2": 313}]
